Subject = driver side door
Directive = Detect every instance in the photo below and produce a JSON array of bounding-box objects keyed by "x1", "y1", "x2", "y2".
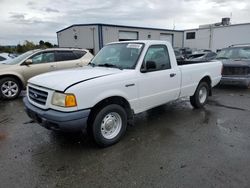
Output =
[{"x1": 137, "y1": 45, "x2": 181, "y2": 112}]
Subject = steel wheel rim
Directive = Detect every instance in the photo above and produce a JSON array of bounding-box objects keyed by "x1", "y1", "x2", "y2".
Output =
[
  {"x1": 199, "y1": 86, "x2": 207, "y2": 104},
  {"x1": 1, "y1": 81, "x2": 18, "y2": 98},
  {"x1": 101, "y1": 112, "x2": 122, "y2": 139}
]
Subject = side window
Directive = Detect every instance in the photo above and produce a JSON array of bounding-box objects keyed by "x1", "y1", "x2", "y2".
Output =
[
  {"x1": 143, "y1": 45, "x2": 171, "y2": 71},
  {"x1": 31, "y1": 52, "x2": 55, "y2": 64},
  {"x1": 56, "y1": 51, "x2": 78, "y2": 62},
  {"x1": 73, "y1": 50, "x2": 87, "y2": 59},
  {"x1": 186, "y1": 32, "x2": 195, "y2": 40},
  {"x1": 31, "y1": 53, "x2": 43, "y2": 64},
  {"x1": 0, "y1": 56, "x2": 6, "y2": 61}
]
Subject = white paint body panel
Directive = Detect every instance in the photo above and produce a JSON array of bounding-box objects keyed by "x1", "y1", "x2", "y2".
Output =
[{"x1": 28, "y1": 41, "x2": 222, "y2": 114}]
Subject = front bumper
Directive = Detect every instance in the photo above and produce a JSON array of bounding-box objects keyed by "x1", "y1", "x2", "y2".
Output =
[
  {"x1": 220, "y1": 76, "x2": 250, "y2": 87},
  {"x1": 23, "y1": 97, "x2": 90, "y2": 132}
]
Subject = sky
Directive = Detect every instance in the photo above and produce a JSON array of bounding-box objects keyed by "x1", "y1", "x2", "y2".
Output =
[{"x1": 0, "y1": 0, "x2": 250, "y2": 45}]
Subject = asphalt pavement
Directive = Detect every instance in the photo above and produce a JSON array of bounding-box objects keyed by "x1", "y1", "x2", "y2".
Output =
[{"x1": 0, "y1": 86, "x2": 250, "y2": 188}]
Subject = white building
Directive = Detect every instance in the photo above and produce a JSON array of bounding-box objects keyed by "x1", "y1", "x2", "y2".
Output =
[
  {"x1": 183, "y1": 21, "x2": 250, "y2": 52},
  {"x1": 57, "y1": 20, "x2": 250, "y2": 54},
  {"x1": 57, "y1": 23, "x2": 183, "y2": 55}
]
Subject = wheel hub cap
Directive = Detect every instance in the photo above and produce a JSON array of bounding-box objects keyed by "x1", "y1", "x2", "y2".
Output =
[
  {"x1": 199, "y1": 86, "x2": 207, "y2": 104},
  {"x1": 1, "y1": 81, "x2": 18, "y2": 98},
  {"x1": 101, "y1": 112, "x2": 122, "y2": 139}
]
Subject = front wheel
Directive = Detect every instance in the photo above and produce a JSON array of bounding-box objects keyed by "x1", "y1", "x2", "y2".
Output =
[
  {"x1": 190, "y1": 82, "x2": 209, "y2": 108},
  {"x1": 0, "y1": 77, "x2": 21, "y2": 100},
  {"x1": 91, "y1": 104, "x2": 127, "y2": 147}
]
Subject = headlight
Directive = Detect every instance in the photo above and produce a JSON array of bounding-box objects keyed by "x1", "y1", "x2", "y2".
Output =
[{"x1": 52, "y1": 92, "x2": 77, "y2": 107}]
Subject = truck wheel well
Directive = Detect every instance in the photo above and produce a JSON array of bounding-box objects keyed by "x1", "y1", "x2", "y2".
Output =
[
  {"x1": 0, "y1": 75, "x2": 24, "y2": 89},
  {"x1": 199, "y1": 76, "x2": 212, "y2": 96},
  {"x1": 87, "y1": 96, "x2": 133, "y2": 126}
]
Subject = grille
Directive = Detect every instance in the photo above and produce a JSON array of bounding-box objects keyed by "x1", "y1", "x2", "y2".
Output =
[
  {"x1": 28, "y1": 87, "x2": 48, "y2": 105},
  {"x1": 222, "y1": 67, "x2": 249, "y2": 76}
]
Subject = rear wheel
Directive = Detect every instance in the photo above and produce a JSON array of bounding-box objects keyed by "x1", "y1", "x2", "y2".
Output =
[
  {"x1": 0, "y1": 77, "x2": 21, "y2": 100},
  {"x1": 91, "y1": 104, "x2": 127, "y2": 147},
  {"x1": 190, "y1": 82, "x2": 209, "y2": 108}
]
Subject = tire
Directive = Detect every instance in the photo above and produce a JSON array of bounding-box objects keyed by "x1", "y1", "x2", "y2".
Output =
[
  {"x1": 244, "y1": 82, "x2": 250, "y2": 89},
  {"x1": 91, "y1": 104, "x2": 127, "y2": 147},
  {"x1": 190, "y1": 82, "x2": 209, "y2": 109},
  {"x1": 0, "y1": 77, "x2": 21, "y2": 100}
]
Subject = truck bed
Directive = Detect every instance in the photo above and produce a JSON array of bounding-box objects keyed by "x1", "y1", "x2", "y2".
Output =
[{"x1": 177, "y1": 60, "x2": 214, "y2": 66}]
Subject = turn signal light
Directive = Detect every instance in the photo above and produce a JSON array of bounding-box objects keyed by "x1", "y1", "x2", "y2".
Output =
[{"x1": 65, "y1": 94, "x2": 77, "y2": 107}]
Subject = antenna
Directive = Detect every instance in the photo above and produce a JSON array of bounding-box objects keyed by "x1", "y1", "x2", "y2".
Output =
[{"x1": 173, "y1": 19, "x2": 176, "y2": 30}]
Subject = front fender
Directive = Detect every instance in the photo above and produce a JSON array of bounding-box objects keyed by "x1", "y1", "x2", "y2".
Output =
[
  {"x1": 0, "y1": 72, "x2": 26, "y2": 88},
  {"x1": 93, "y1": 89, "x2": 131, "y2": 106}
]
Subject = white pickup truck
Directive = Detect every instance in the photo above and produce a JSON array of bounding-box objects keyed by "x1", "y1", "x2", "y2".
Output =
[{"x1": 24, "y1": 41, "x2": 222, "y2": 147}]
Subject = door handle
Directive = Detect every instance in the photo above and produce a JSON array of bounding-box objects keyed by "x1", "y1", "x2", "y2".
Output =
[
  {"x1": 125, "y1": 83, "x2": 135, "y2": 87},
  {"x1": 170, "y1": 73, "x2": 176, "y2": 77},
  {"x1": 50, "y1": 65, "x2": 56, "y2": 68}
]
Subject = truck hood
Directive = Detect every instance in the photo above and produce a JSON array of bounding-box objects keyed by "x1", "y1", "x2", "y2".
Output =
[
  {"x1": 221, "y1": 59, "x2": 250, "y2": 67},
  {"x1": 29, "y1": 66, "x2": 122, "y2": 92}
]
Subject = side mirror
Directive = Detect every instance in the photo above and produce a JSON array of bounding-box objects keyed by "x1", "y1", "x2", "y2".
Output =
[
  {"x1": 23, "y1": 59, "x2": 33, "y2": 66},
  {"x1": 141, "y1": 60, "x2": 157, "y2": 73},
  {"x1": 141, "y1": 61, "x2": 156, "y2": 73},
  {"x1": 146, "y1": 61, "x2": 156, "y2": 70}
]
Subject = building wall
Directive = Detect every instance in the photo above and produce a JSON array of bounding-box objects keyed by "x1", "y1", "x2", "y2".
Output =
[
  {"x1": 102, "y1": 26, "x2": 183, "y2": 48},
  {"x1": 184, "y1": 24, "x2": 250, "y2": 51},
  {"x1": 183, "y1": 29, "x2": 211, "y2": 50},
  {"x1": 57, "y1": 25, "x2": 184, "y2": 55},
  {"x1": 212, "y1": 24, "x2": 250, "y2": 51},
  {"x1": 58, "y1": 23, "x2": 250, "y2": 54},
  {"x1": 57, "y1": 25, "x2": 99, "y2": 54}
]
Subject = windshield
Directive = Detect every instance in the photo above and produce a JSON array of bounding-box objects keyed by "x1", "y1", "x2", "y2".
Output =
[
  {"x1": 216, "y1": 47, "x2": 250, "y2": 60},
  {"x1": 90, "y1": 43, "x2": 144, "y2": 69},
  {"x1": 2, "y1": 50, "x2": 36, "y2": 65}
]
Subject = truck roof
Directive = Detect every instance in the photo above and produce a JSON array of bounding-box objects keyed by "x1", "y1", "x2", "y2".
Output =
[{"x1": 108, "y1": 40, "x2": 172, "y2": 46}]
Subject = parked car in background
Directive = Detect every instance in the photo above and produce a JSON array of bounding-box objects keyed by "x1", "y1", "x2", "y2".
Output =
[
  {"x1": 186, "y1": 52, "x2": 217, "y2": 62},
  {"x1": 0, "y1": 48, "x2": 93, "y2": 99},
  {"x1": 193, "y1": 49, "x2": 212, "y2": 54},
  {"x1": 174, "y1": 49, "x2": 185, "y2": 62},
  {"x1": 179, "y1": 47, "x2": 193, "y2": 58},
  {"x1": 217, "y1": 44, "x2": 250, "y2": 88},
  {"x1": 0, "y1": 53, "x2": 16, "y2": 62}
]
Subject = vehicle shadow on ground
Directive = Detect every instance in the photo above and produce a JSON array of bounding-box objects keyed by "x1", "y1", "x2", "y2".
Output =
[
  {"x1": 216, "y1": 84, "x2": 249, "y2": 91},
  {"x1": 48, "y1": 130, "x2": 98, "y2": 149},
  {"x1": 46, "y1": 100, "x2": 198, "y2": 150}
]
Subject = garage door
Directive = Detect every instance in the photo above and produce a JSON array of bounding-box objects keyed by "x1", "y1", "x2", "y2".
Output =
[
  {"x1": 119, "y1": 31, "x2": 138, "y2": 41},
  {"x1": 160, "y1": 34, "x2": 173, "y2": 45}
]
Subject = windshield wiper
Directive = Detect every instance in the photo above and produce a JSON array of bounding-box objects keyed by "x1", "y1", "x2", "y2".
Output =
[
  {"x1": 216, "y1": 57, "x2": 229, "y2": 60},
  {"x1": 88, "y1": 62, "x2": 96, "y2": 67},
  {"x1": 97, "y1": 63, "x2": 123, "y2": 70},
  {"x1": 234, "y1": 58, "x2": 250, "y2": 61}
]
